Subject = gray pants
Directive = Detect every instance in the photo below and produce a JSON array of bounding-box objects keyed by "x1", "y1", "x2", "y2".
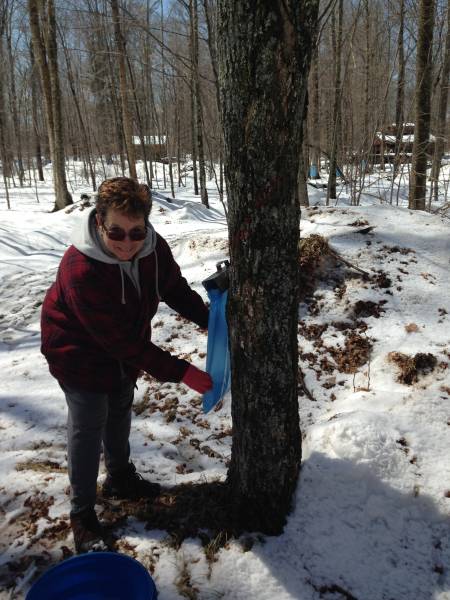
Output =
[{"x1": 59, "y1": 376, "x2": 135, "y2": 514}]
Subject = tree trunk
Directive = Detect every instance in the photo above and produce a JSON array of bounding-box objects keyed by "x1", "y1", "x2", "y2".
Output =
[
  {"x1": 188, "y1": 2, "x2": 199, "y2": 196},
  {"x1": 430, "y1": 0, "x2": 450, "y2": 203},
  {"x1": 409, "y1": 0, "x2": 436, "y2": 210},
  {"x1": 298, "y1": 146, "x2": 309, "y2": 208},
  {"x1": 6, "y1": 21, "x2": 25, "y2": 186},
  {"x1": 126, "y1": 54, "x2": 151, "y2": 187},
  {"x1": 0, "y1": 47, "x2": 11, "y2": 207},
  {"x1": 363, "y1": 0, "x2": 370, "y2": 150},
  {"x1": 309, "y1": 43, "x2": 321, "y2": 178},
  {"x1": 29, "y1": 44, "x2": 45, "y2": 181},
  {"x1": 190, "y1": 0, "x2": 209, "y2": 207},
  {"x1": 218, "y1": 0, "x2": 319, "y2": 534},
  {"x1": 111, "y1": 0, "x2": 137, "y2": 180},
  {"x1": 194, "y1": 3, "x2": 209, "y2": 208},
  {"x1": 327, "y1": 0, "x2": 343, "y2": 204},
  {"x1": 394, "y1": 0, "x2": 406, "y2": 179},
  {"x1": 0, "y1": 13, "x2": 12, "y2": 194},
  {"x1": 201, "y1": 0, "x2": 221, "y2": 114},
  {"x1": 28, "y1": 0, "x2": 72, "y2": 210},
  {"x1": 61, "y1": 33, "x2": 96, "y2": 191},
  {"x1": 144, "y1": 0, "x2": 155, "y2": 184},
  {"x1": 44, "y1": 0, "x2": 73, "y2": 208},
  {"x1": 190, "y1": 80, "x2": 199, "y2": 195}
]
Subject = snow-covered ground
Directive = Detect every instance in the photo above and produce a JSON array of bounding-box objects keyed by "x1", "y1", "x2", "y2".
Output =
[{"x1": 0, "y1": 162, "x2": 449, "y2": 599}]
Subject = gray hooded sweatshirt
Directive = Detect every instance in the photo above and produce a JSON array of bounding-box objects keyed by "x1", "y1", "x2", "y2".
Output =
[{"x1": 71, "y1": 207, "x2": 160, "y2": 304}]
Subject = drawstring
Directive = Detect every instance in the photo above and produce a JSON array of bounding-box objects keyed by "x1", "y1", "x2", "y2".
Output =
[
  {"x1": 119, "y1": 264, "x2": 126, "y2": 304},
  {"x1": 154, "y1": 250, "x2": 161, "y2": 300},
  {"x1": 119, "y1": 251, "x2": 159, "y2": 304}
]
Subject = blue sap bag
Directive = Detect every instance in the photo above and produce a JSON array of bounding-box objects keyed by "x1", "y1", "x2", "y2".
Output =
[{"x1": 202, "y1": 262, "x2": 231, "y2": 413}]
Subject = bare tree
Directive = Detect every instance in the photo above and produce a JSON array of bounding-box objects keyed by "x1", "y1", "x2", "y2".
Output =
[
  {"x1": 308, "y1": 43, "x2": 321, "y2": 178},
  {"x1": 29, "y1": 44, "x2": 45, "y2": 182},
  {"x1": 218, "y1": 0, "x2": 319, "y2": 533},
  {"x1": 190, "y1": 0, "x2": 208, "y2": 206},
  {"x1": 111, "y1": 0, "x2": 137, "y2": 180},
  {"x1": 394, "y1": 0, "x2": 406, "y2": 179},
  {"x1": 430, "y1": 0, "x2": 449, "y2": 204},
  {"x1": 6, "y1": 1, "x2": 24, "y2": 186},
  {"x1": 0, "y1": 2, "x2": 11, "y2": 208},
  {"x1": 28, "y1": 0, "x2": 72, "y2": 210},
  {"x1": 409, "y1": 0, "x2": 436, "y2": 210},
  {"x1": 326, "y1": 0, "x2": 343, "y2": 204}
]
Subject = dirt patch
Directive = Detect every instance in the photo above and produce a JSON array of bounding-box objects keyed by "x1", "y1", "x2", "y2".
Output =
[
  {"x1": 331, "y1": 320, "x2": 368, "y2": 332},
  {"x1": 388, "y1": 352, "x2": 437, "y2": 384},
  {"x1": 64, "y1": 195, "x2": 94, "y2": 213},
  {"x1": 352, "y1": 299, "x2": 386, "y2": 319},
  {"x1": 383, "y1": 245, "x2": 415, "y2": 255},
  {"x1": 373, "y1": 271, "x2": 392, "y2": 289},
  {"x1": 299, "y1": 323, "x2": 328, "y2": 340},
  {"x1": 328, "y1": 333, "x2": 372, "y2": 374},
  {"x1": 23, "y1": 493, "x2": 54, "y2": 520},
  {"x1": 299, "y1": 235, "x2": 335, "y2": 299},
  {"x1": 299, "y1": 234, "x2": 330, "y2": 269},
  {"x1": 348, "y1": 219, "x2": 369, "y2": 227},
  {"x1": 16, "y1": 459, "x2": 67, "y2": 473},
  {"x1": 188, "y1": 236, "x2": 228, "y2": 254}
]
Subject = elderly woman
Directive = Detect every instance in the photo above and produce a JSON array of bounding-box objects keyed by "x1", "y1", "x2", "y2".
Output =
[{"x1": 41, "y1": 177, "x2": 212, "y2": 553}]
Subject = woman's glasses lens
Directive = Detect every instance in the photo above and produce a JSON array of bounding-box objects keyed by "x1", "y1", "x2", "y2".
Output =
[{"x1": 104, "y1": 226, "x2": 147, "y2": 241}]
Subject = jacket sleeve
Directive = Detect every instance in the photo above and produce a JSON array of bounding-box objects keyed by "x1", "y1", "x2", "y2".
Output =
[
  {"x1": 157, "y1": 236, "x2": 209, "y2": 329},
  {"x1": 64, "y1": 264, "x2": 189, "y2": 382}
]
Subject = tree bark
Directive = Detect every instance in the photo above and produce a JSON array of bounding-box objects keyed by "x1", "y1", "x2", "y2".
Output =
[
  {"x1": 409, "y1": 0, "x2": 436, "y2": 210},
  {"x1": 190, "y1": 0, "x2": 209, "y2": 207},
  {"x1": 218, "y1": 0, "x2": 319, "y2": 534},
  {"x1": 126, "y1": 54, "x2": 151, "y2": 187},
  {"x1": 0, "y1": 9, "x2": 12, "y2": 192},
  {"x1": 28, "y1": 0, "x2": 72, "y2": 210},
  {"x1": 6, "y1": 18, "x2": 25, "y2": 186},
  {"x1": 60, "y1": 31, "x2": 96, "y2": 191},
  {"x1": 363, "y1": 0, "x2": 370, "y2": 150},
  {"x1": 430, "y1": 0, "x2": 450, "y2": 203},
  {"x1": 201, "y1": 0, "x2": 221, "y2": 114},
  {"x1": 394, "y1": 0, "x2": 406, "y2": 178},
  {"x1": 326, "y1": 0, "x2": 343, "y2": 204},
  {"x1": 29, "y1": 44, "x2": 45, "y2": 181},
  {"x1": 309, "y1": 43, "x2": 321, "y2": 178},
  {"x1": 111, "y1": 0, "x2": 137, "y2": 180}
]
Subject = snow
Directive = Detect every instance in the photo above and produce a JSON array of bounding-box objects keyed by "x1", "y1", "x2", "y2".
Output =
[
  {"x1": 132, "y1": 136, "x2": 167, "y2": 145},
  {"x1": 375, "y1": 134, "x2": 436, "y2": 144},
  {"x1": 0, "y1": 163, "x2": 450, "y2": 599}
]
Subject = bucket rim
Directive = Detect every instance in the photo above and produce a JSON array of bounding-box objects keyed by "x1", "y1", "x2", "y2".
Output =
[{"x1": 26, "y1": 551, "x2": 157, "y2": 599}]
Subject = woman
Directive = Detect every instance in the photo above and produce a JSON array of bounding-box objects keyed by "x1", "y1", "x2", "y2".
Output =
[{"x1": 41, "y1": 177, "x2": 212, "y2": 553}]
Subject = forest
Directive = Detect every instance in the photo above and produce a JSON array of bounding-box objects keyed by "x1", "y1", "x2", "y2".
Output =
[
  {"x1": 0, "y1": 0, "x2": 448, "y2": 211},
  {"x1": 0, "y1": 1, "x2": 450, "y2": 599}
]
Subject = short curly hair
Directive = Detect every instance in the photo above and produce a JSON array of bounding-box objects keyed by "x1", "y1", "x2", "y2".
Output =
[{"x1": 96, "y1": 177, "x2": 152, "y2": 222}]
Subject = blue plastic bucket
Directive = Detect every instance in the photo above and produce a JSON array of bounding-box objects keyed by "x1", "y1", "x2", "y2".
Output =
[
  {"x1": 309, "y1": 164, "x2": 319, "y2": 178},
  {"x1": 26, "y1": 552, "x2": 157, "y2": 599}
]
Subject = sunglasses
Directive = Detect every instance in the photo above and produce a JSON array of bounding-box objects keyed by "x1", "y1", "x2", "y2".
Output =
[{"x1": 102, "y1": 223, "x2": 147, "y2": 242}]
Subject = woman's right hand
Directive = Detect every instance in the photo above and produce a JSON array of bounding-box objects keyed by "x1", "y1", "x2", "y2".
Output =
[{"x1": 182, "y1": 365, "x2": 213, "y2": 394}]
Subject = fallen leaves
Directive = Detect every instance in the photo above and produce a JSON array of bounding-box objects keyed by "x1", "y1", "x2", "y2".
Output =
[{"x1": 388, "y1": 352, "x2": 437, "y2": 385}]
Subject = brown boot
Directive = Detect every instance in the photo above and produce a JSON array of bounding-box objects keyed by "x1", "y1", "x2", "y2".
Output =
[
  {"x1": 70, "y1": 507, "x2": 111, "y2": 554},
  {"x1": 102, "y1": 463, "x2": 161, "y2": 501}
]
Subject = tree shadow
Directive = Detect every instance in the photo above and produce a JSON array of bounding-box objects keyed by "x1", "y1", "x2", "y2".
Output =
[
  {"x1": 253, "y1": 452, "x2": 450, "y2": 600},
  {"x1": 111, "y1": 452, "x2": 450, "y2": 600},
  {"x1": 105, "y1": 480, "x2": 234, "y2": 551}
]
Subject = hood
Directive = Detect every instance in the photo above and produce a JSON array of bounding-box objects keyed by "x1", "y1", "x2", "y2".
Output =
[
  {"x1": 71, "y1": 207, "x2": 161, "y2": 304},
  {"x1": 71, "y1": 207, "x2": 157, "y2": 264}
]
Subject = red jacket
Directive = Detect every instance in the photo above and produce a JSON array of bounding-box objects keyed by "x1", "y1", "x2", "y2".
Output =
[{"x1": 41, "y1": 233, "x2": 208, "y2": 392}]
